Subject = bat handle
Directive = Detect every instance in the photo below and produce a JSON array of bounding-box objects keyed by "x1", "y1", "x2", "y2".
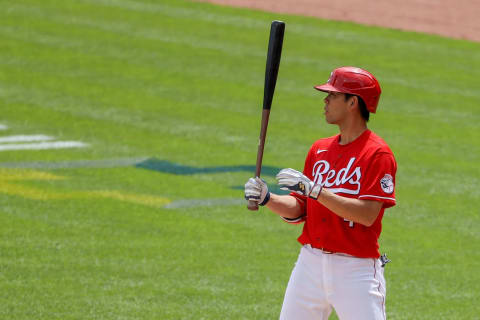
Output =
[
  {"x1": 247, "y1": 200, "x2": 259, "y2": 211},
  {"x1": 247, "y1": 109, "x2": 270, "y2": 212}
]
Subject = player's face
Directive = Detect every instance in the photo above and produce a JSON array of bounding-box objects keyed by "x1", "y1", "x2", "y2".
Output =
[{"x1": 323, "y1": 92, "x2": 349, "y2": 124}]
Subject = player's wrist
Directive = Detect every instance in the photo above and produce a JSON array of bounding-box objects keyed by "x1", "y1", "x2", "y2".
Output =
[
  {"x1": 308, "y1": 184, "x2": 322, "y2": 200},
  {"x1": 259, "y1": 191, "x2": 271, "y2": 206}
]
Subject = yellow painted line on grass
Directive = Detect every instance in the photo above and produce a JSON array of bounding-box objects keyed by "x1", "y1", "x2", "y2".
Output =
[
  {"x1": 87, "y1": 190, "x2": 171, "y2": 207},
  {"x1": 0, "y1": 168, "x2": 171, "y2": 207},
  {"x1": 0, "y1": 169, "x2": 67, "y2": 200},
  {"x1": 0, "y1": 181, "x2": 70, "y2": 200},
  {"x1": 0, "y1": 168, "x2": 65, "y2": 181}
]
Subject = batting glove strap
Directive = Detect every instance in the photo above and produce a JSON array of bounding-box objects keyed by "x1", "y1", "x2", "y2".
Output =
[
  {"x1": 259, "y1": 191, "x2": 271, "y2": 206},
  {"x1": 276, "y1": 168, "x2": 314, "y2": 197},
  {"x1": 308, "y1": 184, "x2": 323, "y2": 200}
]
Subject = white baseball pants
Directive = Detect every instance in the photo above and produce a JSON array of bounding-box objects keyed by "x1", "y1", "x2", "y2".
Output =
[{"x1": 280, "y1": 245, "x2": 386, "y2": 320}]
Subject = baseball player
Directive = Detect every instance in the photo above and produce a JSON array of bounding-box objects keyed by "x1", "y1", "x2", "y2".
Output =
[{"x1": 245, "y1": 66, "x2": 396, "y2": 320}]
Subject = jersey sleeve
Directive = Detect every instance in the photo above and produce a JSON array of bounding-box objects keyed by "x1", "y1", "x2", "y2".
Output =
[
  {"x1": 279, "y1": 193, "x2": 307, "y2": 224},
  {"x1": 358, "y1": 152, "x2": 397, "y2": 208}
]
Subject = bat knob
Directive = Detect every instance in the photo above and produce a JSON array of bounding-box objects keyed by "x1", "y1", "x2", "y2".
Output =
[{"x1": 247, "y1": 200, "x2": 259, "y2": 211}]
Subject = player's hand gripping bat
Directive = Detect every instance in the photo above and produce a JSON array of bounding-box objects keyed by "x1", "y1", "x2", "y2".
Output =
[{"x1": 247, "y1": 21, "x2": 285, "y2": 211}]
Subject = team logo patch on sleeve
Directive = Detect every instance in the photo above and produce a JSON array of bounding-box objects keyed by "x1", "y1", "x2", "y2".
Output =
[{"x1": 380, "y1": 174, "x2": 394, "y2": 194}]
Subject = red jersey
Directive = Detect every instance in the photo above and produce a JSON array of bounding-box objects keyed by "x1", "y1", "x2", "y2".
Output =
[{"x1": 285, "y1": 130, "x2": 397, "y2": 258}]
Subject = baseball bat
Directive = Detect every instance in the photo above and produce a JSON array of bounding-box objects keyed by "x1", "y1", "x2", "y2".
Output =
[{"x1": 247, "y1": 20, "x2": 285, "y2": 211}]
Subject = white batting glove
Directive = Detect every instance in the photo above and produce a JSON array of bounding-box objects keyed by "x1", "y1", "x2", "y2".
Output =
[
  {"x1": 244, "y1": 177, "x2": 270, "y2": 206},
  {"x1": 276, "y1": 168, "x2": 322, "y2": 199}
]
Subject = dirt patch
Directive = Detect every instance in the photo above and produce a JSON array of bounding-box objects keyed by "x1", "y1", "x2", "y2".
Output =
[{"x1": 198, "y1": 0, "x2": 480, "y2": 42}]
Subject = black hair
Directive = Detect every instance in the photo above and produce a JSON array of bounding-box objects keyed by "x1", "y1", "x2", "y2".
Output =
[{"x1": 344, "y1": 93, "x2": 370, "y2": 122}]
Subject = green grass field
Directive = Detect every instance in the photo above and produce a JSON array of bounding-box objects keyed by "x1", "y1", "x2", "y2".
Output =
[{"x1": 1, "y1": 0, "x2": 479, "y2": 319}]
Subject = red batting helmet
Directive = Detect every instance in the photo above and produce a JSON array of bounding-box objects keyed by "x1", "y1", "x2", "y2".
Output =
[{"x1": 314, "y1": 66, "x2": 382, "y2": 113}]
